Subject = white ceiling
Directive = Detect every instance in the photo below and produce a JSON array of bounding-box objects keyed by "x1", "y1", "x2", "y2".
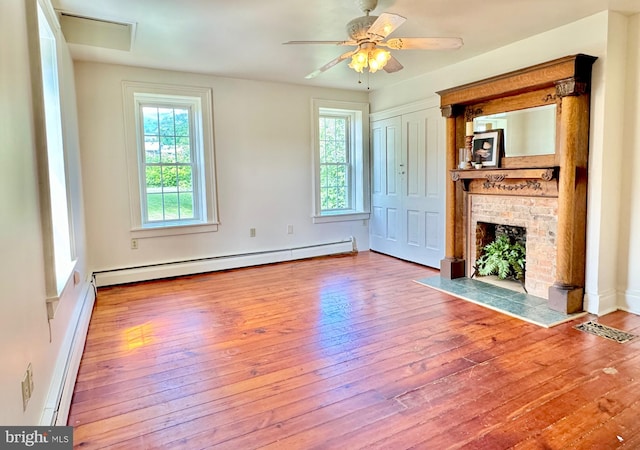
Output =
[{"x1": 51, "y1": 0, "x2": 640, "y2": 92}]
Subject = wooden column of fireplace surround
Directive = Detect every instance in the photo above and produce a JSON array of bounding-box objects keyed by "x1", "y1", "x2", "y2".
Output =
[{"x1": 437, "y1": 54, "x2": 597, "y2": 314}]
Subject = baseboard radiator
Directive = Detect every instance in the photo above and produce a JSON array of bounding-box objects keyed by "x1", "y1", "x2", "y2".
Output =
[
  {"x1": 41, "y1": 278, "x2": 96, "y2": 426},
  {"x1": 94, "y1": 237, "x2": 356, "y2": 287}
]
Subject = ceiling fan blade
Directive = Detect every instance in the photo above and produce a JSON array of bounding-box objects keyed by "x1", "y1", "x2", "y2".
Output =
[
  {"x1": 382, "y1": 37, "x2": 464, "y2": 50},
  {"x1": 366, "y1": 13, "x2": 406, "y2": 40},
  {"x1": 284, "y1": 40, "x2": 357, "y2": 46},
  {"x1": 305, "y1": 49, "x2": 358, "y2": 79},
  {"x1": 383, "y1": 55, "x2": 403, "y2": 73}
]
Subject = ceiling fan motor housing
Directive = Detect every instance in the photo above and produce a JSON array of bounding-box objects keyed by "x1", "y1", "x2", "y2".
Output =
[
  {"x1": 356, "y1": 0, "x2": 378, "y2": 13},
  {"x1": 346, "y1": 15, "x2": 378, "y2": 41}
]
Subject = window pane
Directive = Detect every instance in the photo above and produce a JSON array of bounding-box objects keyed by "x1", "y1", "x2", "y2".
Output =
[
  {"x1": 142, "y1": 107, "x2": 159, "y2": 134},
  {"x1": 178, "y1": 166, "x2": 193, "y2": 190},
  {"x1": 162, "y1": 166, "x2": 178, "y2": 190},
  {"x1": 336, "y1": 186, "x2": 348, "y2": 208},
  {"x1": 319, "y1": 162, "x2": 350, "y2": 211},
  {"x1": 334, "y1": 143, "x2": 347, "y2": 163},
  {"x1": 163, "y1": 193, "x2": 179, "y2": 219},
  {"x1": 326, "y1": 165, "x2": 336, "y2": 187},
  {"x1": 324, "y1": 141, "x2": 335, "y2": 163},
  {"x1": 159, "y1": 108, "x2": 174, "y2": 136},
  {"x1": 174, "y1": 109, "x2": 189, "y2": 136},
  {"x1": 336, "y1": 165, "x2": 347, "y2": 186},
  {"x1": 320, "y1": 187, "x2": 330, "y2": 209},
  {"x1": 179, "y1": 193, "x2": 194, "y2": 219},
  {"x1": 335, "y1": 118, "x2": 346, "y2": 141},
  {"x1": 160, "y1": 137, "x2": 176, "y2": 163},
  {"x1": 320, "y1": 165, "x2": 328, "y2": 188},
  {"x1": 176, "y1": 137, "x2": 191, "y2": 163},
  {"x1": 144, "y1": 136, "x2": 160, "y2": 163},
  {"x1": 145, "y1": 166, "x2": 162, "y2": 189},
  {"x1": 147, "y1": 193, "x2": 163, "y2": 221}
]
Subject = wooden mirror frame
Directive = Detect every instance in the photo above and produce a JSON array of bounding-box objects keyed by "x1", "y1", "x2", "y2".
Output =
[{"x1": 437, "y1": 54, "x2": 597, "y2": 313}]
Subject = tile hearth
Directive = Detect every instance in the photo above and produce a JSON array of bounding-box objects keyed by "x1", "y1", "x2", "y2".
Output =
[{"x1": 415, "y1": 275, "x2": 587, "y2": 328}]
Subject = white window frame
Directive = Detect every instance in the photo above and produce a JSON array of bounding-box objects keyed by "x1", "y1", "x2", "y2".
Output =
[
  {"x1": 32, "y1": 0, "x2": 77, "y2": 304},
  {"x1": 311, "y1": 99, "x2": 370, "y2": 223},
  {"x1": 122, "y1": 82, "x2": 219, "y2": 238}
]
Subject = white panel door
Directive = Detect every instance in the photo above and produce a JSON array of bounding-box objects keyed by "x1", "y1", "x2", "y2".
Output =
[
  {"x1": 370, "y1": 107, "x2": 444, "y2": 268},
  {"x1": 400, "y1": 108, "x2": 444, "y2": 266},
  {"x1": 370, "y1": 116, "x2": 402, "y2": 257}
]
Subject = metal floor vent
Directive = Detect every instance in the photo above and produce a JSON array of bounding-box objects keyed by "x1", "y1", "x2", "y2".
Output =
[{"x1": 574, "y1": 321, "x2": 637, "y2": 343}]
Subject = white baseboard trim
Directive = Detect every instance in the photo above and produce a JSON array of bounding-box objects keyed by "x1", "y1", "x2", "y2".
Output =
[
  {"x1": 619, "y1": 289, "x2": 640, "y2": 316},
  {"x1": 40, "y1": 278, "x2": 96, "y2": 426},
  {"x1": 94, "y1": 238, "x2": 356, "y2": 287},
  {"x1": 584, "y1": 288, "x2": 618, "y2": 316}
]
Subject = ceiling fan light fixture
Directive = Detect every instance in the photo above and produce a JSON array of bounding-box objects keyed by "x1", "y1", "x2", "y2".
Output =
[
  {"x1": 348, "y1": 47, "x2": 391, "y2": 74},
  {"x1": 349, "y1": 50, "x2": 369, "y2": 72}
]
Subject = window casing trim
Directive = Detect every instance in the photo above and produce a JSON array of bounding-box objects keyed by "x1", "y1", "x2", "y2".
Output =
[
  {"x1": 122, "y1": 81, "x2": 219, "y2": 237},
  {"x1": 311, "y1": 99, "x2": 370, "y2": 223}
]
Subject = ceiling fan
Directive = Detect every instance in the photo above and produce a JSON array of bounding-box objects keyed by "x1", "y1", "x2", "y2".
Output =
[{"x1": 284, "y1": 0, "x2": 463, "y2": 79}]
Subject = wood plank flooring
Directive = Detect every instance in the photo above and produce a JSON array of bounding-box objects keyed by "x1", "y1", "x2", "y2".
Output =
[{"x1": 68, "y1": 251, "x2": 640, "y2": 449}]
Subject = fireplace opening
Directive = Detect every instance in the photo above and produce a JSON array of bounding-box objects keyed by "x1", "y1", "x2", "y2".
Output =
[{"x1": 474, "y1": 223, "x2": 527, "y2": 292}]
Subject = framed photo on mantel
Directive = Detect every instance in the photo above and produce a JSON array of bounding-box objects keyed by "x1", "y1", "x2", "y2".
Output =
[{"x1": 472, "y1": 129, "x2": 503, "y2": 167}]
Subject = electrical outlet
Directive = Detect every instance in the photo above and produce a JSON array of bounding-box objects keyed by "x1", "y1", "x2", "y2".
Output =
[
  {"x1": 287, "y1": 224, "x2": 293, "y2": 234},
  {"x1": 131, "y1": 239, "x2": 138, "y2": 249},
  {"x1": 249, "y1": 228, "x2": 256, "y2": 237},
  {"x1": 21, "y1": 373, "x2": 30, "y2": 411}
]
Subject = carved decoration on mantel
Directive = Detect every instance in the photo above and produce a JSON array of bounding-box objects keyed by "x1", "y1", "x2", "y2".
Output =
[
  {"x1": 440, "y1": 104, "x2": 464, "y2": 118},
  {"x1": 464, "y1": 107, "x2": 484, "y2": 121},
  {"x1": 450, "y1": 167, "x2": 556, "y2": 182},
  {"x1": 555, "y1": 77, "x2": 588, "y2": 97},
  {"x1": 440, "y1": 105, "x2": 454, "y2": 118},
  {"x1": 482, "y1": 179, "x2": 543, "y2": 191},
  {"x1": 485, "y1": 174, "x2": 506, "y2": 183},
  {"x1": 542, "y1": 93, "x2": 557, "y2": 103},
  {"x1": 450, "y1": 167, "x2": 558, "y2": 192},
  {"x1": 541, "y1": 168, "x2": 555, "y2": 181}
]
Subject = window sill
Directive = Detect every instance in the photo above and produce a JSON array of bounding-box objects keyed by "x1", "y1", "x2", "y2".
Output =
[
  {"x1": 312, "y1": 212, "x2": 370, "y2": 224},
  {"x1": 131, "y1": 222, "x2": 219, "y2": 238}
]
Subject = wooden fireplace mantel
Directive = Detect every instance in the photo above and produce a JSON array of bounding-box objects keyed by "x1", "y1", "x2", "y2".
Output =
[
  {"x1": 450, "y1": 167, "x2": 559, "y2": 196},
  {"x1": 437, "y1": 54, "x2": 597, "y2": 314}
]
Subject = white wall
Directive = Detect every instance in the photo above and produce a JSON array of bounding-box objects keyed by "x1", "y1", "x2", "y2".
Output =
[
  {"x1": 619, "y1": 14, "x2": 640, "y2": 313},
  {"x1": 75, "y1": 63, "x2": 370, "y2": 276},
  {"x1": 585, "y1": 12, "x2": 629, "y2": 314},
  {"x1": 371, "y1": 11, "x2": 639, "y2": 315},
  {"x1": 0, "y1": 0, "x2": 92, "y2": 425}
]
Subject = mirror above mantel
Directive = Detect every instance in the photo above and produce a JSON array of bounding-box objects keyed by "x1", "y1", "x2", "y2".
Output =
[{"x1": 473, "y1": 104, "x2": 556, "y2": 157}]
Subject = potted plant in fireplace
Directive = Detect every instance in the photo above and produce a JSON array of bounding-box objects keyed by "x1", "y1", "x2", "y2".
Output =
[{"x1": 476, "y1": 234, "x2": 526, "y2": 282}]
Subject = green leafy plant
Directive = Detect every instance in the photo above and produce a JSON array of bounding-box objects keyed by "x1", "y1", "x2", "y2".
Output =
[{"x1": 476, "y1": 234, "x2": 526, "y2": 281}]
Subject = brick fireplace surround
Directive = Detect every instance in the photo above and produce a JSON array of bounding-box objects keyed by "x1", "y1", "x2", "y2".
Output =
[{"x1": 469, "y1": 194, "x2": 557, "y2": 299}]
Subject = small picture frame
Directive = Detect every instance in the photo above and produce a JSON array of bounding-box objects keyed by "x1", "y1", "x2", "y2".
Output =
[{"x1": 472, "y1": 130, "x2": 503, "y2": 167}]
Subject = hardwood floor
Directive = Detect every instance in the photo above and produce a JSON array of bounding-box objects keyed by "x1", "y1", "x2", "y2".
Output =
[{"x1": 68, "y1": 251, "x2": 640, "y2": 449}]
